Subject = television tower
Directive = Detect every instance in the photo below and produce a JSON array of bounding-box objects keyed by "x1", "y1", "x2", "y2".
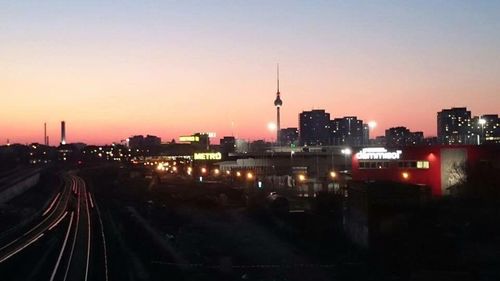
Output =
[{"x1": 273, "y1": 64, "x2": 283, "y2": 144}]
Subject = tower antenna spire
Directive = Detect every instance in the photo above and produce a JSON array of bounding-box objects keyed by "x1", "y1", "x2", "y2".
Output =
[
  {"x1": 273, "y1": 63, "x2": 283, "y2": 145},
  {"x1": 277, "y1": 63, "x2": 280, "y2": 93}
]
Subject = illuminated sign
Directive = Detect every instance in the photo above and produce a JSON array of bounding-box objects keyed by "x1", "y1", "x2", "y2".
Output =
[
  {"x1": 356, "y1": 147, "x2": 402, "y2": 160},
  {"x1": 201, "y1": 132, "x2": 217, "y2": 138},
  {"x1": 194, "y1": 152, "x2": 222, "y2": 161},
  {"x1": 179, "y1": 136, "x2": 200, "y2": 142}
]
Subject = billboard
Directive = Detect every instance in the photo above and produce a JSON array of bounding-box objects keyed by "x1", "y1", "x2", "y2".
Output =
[
  {"x1": 440, "y1": 148, "x2": 467, "y2": 195},
  {"x1": 356, "y1": 147, "x2": 402, "y2": 160},
  {"x1": 179, "y1": 136, "x2": 200, "y2": 142}
]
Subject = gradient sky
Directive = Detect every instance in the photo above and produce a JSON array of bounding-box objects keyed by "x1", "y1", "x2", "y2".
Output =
[{"x1": 1, "y1": 1, "x2": 499, "y2": 145}]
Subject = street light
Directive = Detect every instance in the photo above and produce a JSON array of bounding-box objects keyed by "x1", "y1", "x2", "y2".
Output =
[
  {"x1": 267, "y1": 122, "x2": 278, "y2": 143},
  {"x1": 156, "y1": 163, "x2": 164, "y2": 171},
  {"x1": 298, "y1": 174, "x2": 306, "y2": 182},
  {"x1": 341, "y1": 148, "x2": 352, "y2": 155},
  {"x1": 479, "y1": 118, "x2": 486, "y2": 145},
  {"x1": 330, "y1": 171, "x2": 337, "y2": 179},
  {"x1": 267, "y1": 122, "x2": 277, "y2": 131},
  {"x1": 366, "y1": 121, "x2": 377, "y2": 144},
  {"x1": 246, "y1": 172, "x2": 254, "y2": 180},
  {"x1": 341, "y1": 148, "x2": 352, "y2": 171}
]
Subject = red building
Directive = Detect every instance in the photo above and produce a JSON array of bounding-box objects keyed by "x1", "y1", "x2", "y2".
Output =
[{"x1": 351, "y1": 145, "x2": 499, "y2": 196}]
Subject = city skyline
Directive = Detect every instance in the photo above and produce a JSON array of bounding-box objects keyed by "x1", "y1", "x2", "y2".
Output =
[
  {"x1": 3, "y1": 105, "x2": 498, "y2": 146},
  {"x1": 2, "y1": 1, "x2": 499, "y2": 144},
  {"x1": 1, "y1": 2, "x2": 499, "y2": 280}
]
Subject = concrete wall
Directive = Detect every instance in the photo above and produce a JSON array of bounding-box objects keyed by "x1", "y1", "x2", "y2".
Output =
[{"x1": 0, "y1": 171, "x2": 41, "y2": 204}]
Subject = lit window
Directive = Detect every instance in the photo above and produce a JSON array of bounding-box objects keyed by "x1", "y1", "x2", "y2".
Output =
[{"x1": 417, "y1": 161, "x2": 429, "y2": 169}]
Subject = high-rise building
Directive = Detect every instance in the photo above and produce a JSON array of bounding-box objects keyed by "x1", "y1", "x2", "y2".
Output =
[
  {"x1": 144, "y1": 135, "x2": 161, "y2": 147},
  {"x1": 299, "y1": 110, "x2": 330, "y2": 146},
  {"x1": 193, "y1": 133, "x2": 210, "y2": 150},
  {"x1": 128, "y1": 135, "x2": 161, "y2": 149},
  {"x1": 128, "y1": 135, "x2": 144, "y2": 149},
  {"x1": 220, "y1": 136, "x2": 236, "y2": 154},
  {"x1": 472, "y1": 114, "x2": 500, "y2": 144},
  {"x1": 60, "y1": 121, "x2": 66, "y2": 145},
  {"x1": 385, "y1": 126, "x2": 424, "y2": 147},
  {"x1": 235, "y1": 139, "x2": 249, "y2": 153},
  {"x1": 279, "y1": 127, "x2": 299, "y2": 146},
  {"x1": 274, "y1": 65, "x2": 283, "y2": 144},
  {"x1": 411, "y1": 131, "x2": 424, "y2": 144},
  {"x1": 329, "y1": 116, "x2": 366, "y2": 146},
  {"x1": 363, "y1": 124, "x2": 369, "y2": 145},
  {"x1": 437, "y1": 107, "x2": 474, "y2": 144}
]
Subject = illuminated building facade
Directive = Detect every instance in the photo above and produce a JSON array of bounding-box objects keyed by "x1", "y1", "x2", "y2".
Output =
[
  {"x1": 437, "y1": 107, "x2": 474, "y2": 144},
  {"x1": 330, "y1": 116, "x2": 367, "y2": 146},
  {"x1": 351, "y1": 145, "x2": 499, "y2": 196},
  {"x1": 437, "y1": 107, "x2": 499, "y2": 145},
  {"x1": 472, "y1": 114, "x2": 500, "y2": 144}
]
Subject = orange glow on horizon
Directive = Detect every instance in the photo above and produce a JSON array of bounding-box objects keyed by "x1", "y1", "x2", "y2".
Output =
[{"x1": 1, "y1": 2, "x2": 498, "y2": 145}]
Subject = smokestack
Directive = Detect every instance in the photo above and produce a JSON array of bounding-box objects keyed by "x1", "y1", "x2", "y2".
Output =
[
  {"x1": 46, "y1": 136, "x2": 49, "y2": 146},
  {"x1": 44, "y1": 123, "x2": 47, "y2": 145},
  {"x1": 61, "y1": 121, "x2": 66, "y2": 145}
]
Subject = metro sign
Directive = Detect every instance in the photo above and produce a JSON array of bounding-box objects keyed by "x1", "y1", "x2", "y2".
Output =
[
  {"x1": 356, "y1": 147, "x2": 402, "y2": 160},
  {"x1": 193, "y1": 152, "x2": 222, "y2": 161}
]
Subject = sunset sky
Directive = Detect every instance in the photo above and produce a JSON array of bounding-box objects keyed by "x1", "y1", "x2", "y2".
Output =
[{"x1": 1, "y1": 1, "x2": 499, "y2": 145}]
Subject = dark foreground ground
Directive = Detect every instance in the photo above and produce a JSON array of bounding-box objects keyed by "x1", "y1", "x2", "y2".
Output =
[
  {"x1": 81, "y1": 167, "x2": 378, "y2": 281},
  {"x1": 80, "y1": 165, "x2": 500, "y2": 281},
  {"x1": 2, "y1": 165, "x2": 499, "y2": 281}
]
